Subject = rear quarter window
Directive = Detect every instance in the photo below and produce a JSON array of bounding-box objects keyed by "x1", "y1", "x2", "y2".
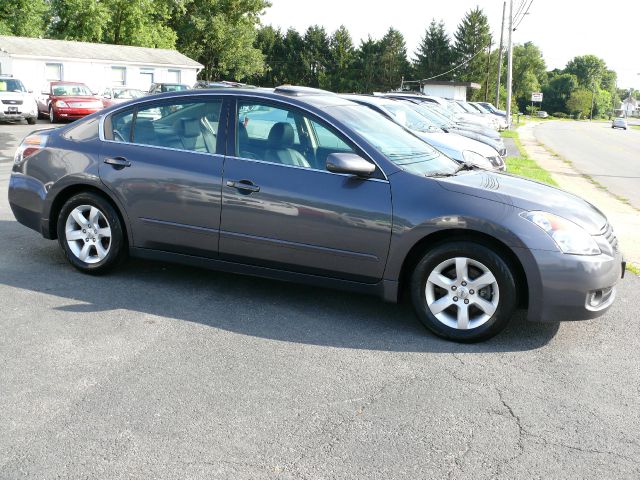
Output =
[{"x1": 63, "y1": 117, "x2": 100, "y2": 141}]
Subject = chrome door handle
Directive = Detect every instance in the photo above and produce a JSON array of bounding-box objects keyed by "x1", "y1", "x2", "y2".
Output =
[
  {"x1": 104, "y1": 157, "x2": 131, "y2": 168},
  {"x1": 226, "y1": 180, "x2": 260, "y2": 193}
]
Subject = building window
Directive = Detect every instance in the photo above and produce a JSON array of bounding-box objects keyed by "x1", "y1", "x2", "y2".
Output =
[
  {"x1": 45, "y1": 63, "x2": 62, "y2": 81},
  {"x1": 167, "y1": 69, "x2": 181, "y2": 83},
  {"x1": 111, "y1": 66, "x2": 126, "y2": 86},
  {"x1": 140, "y1": 69, "x2": 154, "y2": 90}
]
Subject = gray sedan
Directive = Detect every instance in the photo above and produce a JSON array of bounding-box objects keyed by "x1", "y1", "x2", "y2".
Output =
[{"x1": 8, "y1": 86, "x2": 624, "y2": 342}]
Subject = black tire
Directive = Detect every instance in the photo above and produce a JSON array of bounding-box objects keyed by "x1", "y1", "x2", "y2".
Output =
[
  {"x1": 410, "y1": 241, "x2": 517, "y2": 343},
  {"x1": 26, "y1": 117, "x2": 37, "y2": 125},
  {"x1": 56, "y1": 192, "x2": 126, "y2": 274},
  {"x1": 49, "y1": 106, "x2": 57, "y2": 124}
]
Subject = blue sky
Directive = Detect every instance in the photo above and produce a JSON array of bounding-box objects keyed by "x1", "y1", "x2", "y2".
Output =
[{"x1": 262, "y1": 0, "x2": 639, "y2": 89}]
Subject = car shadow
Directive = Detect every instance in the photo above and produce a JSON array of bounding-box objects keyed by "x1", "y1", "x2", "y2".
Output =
[{"x1": 0, "y1": 219, "x2": 560, "y2": 353}]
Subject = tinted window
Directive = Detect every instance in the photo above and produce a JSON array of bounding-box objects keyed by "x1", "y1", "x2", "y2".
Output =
[
  {"x1": 0, "y1": 78, "x2": 26, "y2": 92},
  {"x1": 109, "y1": 109, "x2": 134, "y2": 142},
  {"x1": 64, "y1": 117, "x2": 100, "y2": 141},
  {"x1": 236, "y1": 101, "x2": 356, "y2": 171},
  {"x1": 107, "y1": 99, "x2": 222, "y2": 154}
]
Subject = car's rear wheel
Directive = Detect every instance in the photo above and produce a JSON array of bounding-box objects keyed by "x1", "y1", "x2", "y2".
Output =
[
  {"x1": 410, "y1": 241, "x2": 517, "y2": 342},
  {"x1": 56, "y1": 192, "x2": 126, "y2": 274}
]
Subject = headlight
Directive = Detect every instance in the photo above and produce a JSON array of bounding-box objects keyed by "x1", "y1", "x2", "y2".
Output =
[
  {"x1": 462, "y1": 150, "x2": 493, "y2": 169},
  {"x1": 55, "y1": 100, "x2": 69, "y2": 108},
  {"x1": 520, "y1": 211, "x2": 601, "y2": 255}
]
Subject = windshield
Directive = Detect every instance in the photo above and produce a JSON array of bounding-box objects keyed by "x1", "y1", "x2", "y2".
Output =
[
  {"x1": 456, "y1": 101, "x2": 478, "y2": 114},
  {"x1": 52, "y1": 84, "x2": 93, "y2": 96},
  {"x1": 446, "y1": 101, "x2": 466, "y2": 114},
  {"x1": 0, "y1": 78, "x2": 26, "y2": 93},
  {"x1": 328, "y1": 104, "x2": 458, "y2": 177},
  {"x1": 398, "y1": 101, "x2": 454, "y2": 129},
  {"x1": 162, "y1": 84, "x2": 189, "y2": 92},
  {"x1": 383, "y1": 102, "x2": 442, "y2": 133},
  {"x1": 112, "y1": 88, "x2": 145, "y2": 99}
]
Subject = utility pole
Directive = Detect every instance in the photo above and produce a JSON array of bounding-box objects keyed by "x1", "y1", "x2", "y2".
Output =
[
  {"x1": 496, "y1": 1, "x2": 506, "y2": 108},
  {"x1": 505, "y1": 0, "x2": 514, "y2": 128},
  {"x1": 484, "y1": 42, "x2": 492, "y2": 101}
]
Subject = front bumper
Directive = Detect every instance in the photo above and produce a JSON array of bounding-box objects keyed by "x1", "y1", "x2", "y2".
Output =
[
  {"x1": 55, "y1": 107, "x2": 101, "y2": 119},
  {"x1": 526, "y1": 247, "x2": 625, "y2": 322},
  {"x1": 0, "y1": 110, "x2": 36, "y2": 121}
]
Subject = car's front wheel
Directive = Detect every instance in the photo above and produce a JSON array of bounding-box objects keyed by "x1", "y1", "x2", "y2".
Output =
[
  {"x1": 56, "y1": 192, "x2": 126, "y2": 274},
  {"x1": 27, "y1": 117, "x2": 37, "y2": 125},
  {"x1": 49, "y1": 106, "x2": 57, "y2": 123},
  {"x1": 410, "y1": 241, "x2": 517, "y2": 342}
]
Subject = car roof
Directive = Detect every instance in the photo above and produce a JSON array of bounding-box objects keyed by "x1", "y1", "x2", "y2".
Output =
[
  {"x1": 136, "y1": 85, "x2": 357, "y2": 109},
  {"x1": 51, "y1": 81, "x2": 88, "y2": 85},
  {"x1": 340, "y1": 94, "x2": 394, "y2": 108}
]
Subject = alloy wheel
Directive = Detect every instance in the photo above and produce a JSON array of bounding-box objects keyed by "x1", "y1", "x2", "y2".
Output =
[
  {"x1": 425, "y1": 257, "x2": 500, "y2": 330},
  {"x1": 64, "y1": 205, "x2": 112, "y2": 264}
]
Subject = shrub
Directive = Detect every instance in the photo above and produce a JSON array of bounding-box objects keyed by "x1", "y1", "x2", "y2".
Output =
[{"x1": 552, "y1": 112, "x2": 568, "y2": 118}]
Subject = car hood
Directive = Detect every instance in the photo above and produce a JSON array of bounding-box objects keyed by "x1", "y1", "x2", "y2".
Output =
[
  {"x1": 437, "y1": 171, "x2": 607, "y2": 234},
  {"x1": 0, "y1": 91, "x2": 34, "y2": 102}
]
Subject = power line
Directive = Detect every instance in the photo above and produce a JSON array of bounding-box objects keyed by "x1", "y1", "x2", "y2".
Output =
[
  {"x1": 406, "y1": 44, "x2": 491, "y2": 83},
  {"x1": 513, "y1": 0, "x2": 534, "y2": 31}
]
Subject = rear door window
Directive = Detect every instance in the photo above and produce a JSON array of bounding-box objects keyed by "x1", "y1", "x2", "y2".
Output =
[{"x1": 105, "y1": 98, "x2": 223, "y2": 154}]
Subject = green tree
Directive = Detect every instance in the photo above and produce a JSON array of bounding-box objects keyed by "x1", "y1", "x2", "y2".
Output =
[
  {"x1": 542, "y1": 73, "x2": 578, "y2": 114},
  {"x1": 452, "y1": 6, "x2": 492, "y2": 97},
  {"x1": 353, "y1": 36, "x2": 382, "y2": 93},
  {"x1": 565, "y1": 54, "x2": 607, "y2": 89},
  {"x1": 253, "y1": 25, "x2": 286, "y2": 86},
  {"x1": 170, "y1": 0, "x2": 270, "y2": 81},
  {"x1": 301, "y1": 25, "x2": 330, "y2": 88},
  {"x1": 0, "y1": 0, "x2": 49, "y2": 37},
  {"x1": 280, "y1": 28, "x2": 306, "y2": 84},
  {"x1": 413, "y1": 20, "x2": 453, "y2": 80},
  {"x1": 566, "y1": 88, "x2": 592, "y2": 118},
  {"x1": 49, "y1": 0, "x2": 108, "y2": 42},
  {"x1": 512, "y1": 42, "x2": 546, "y2": 112},
  {"x1": 327, "y1": 25, "x2": 355, "y2": 92},
  {"x1": 378, "y1": 27, "x2": 410, "y2": 91},
  {"x1": 103, "y1": 0, "x2": 176, "y2": 48}
]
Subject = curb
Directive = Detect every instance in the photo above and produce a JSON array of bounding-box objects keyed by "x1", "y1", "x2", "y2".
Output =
[{"x1": 517, "y1": 122, "x2": 639, "y2": 272}]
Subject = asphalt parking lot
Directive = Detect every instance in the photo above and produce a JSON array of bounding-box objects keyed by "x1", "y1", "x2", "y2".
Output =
[{"x1": 1, "y1": 120, "x2": 639, "y2": 479}]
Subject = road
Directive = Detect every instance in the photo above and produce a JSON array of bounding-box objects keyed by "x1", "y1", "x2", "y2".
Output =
[
  {"x1": 535, "y1": 121, "x2": 640, "y2": 209},
  {"x1": 1, "y1": 119, "x2": 640, "y2": 479}
]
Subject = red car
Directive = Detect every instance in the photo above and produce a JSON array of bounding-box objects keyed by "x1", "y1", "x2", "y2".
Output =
[{"x1": 38, "y1": 81, "x2": 104, "y2": 123}]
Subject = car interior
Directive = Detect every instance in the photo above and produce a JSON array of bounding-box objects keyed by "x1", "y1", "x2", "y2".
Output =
[
  {"x1": 111, "y1": 101, "x2": 221, "y2": 154},
  {"x1": 236, "y1": 103, "x2": 354, "y2": 170}
]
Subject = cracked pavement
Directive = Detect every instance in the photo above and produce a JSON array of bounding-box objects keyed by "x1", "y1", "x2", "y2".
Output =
[{"x1": 1, "y1": 121, "x2": 640, "y2": 479}]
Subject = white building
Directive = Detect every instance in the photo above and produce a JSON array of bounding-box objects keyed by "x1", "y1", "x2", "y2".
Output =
[
  {"x1": 0, "y1": 36, "x2": 203, "y2": 94},
  {"x1": 417, "y1": 81, "x2": 481, "y2": 101}
]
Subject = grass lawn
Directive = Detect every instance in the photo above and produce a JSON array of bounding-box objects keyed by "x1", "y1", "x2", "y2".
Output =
[
  {"x1": 501, "y1": 128, "x2": 558, "y2": 186},
  {"x1": 505, "y1": 156, "x2": 558, "y2": 186}
]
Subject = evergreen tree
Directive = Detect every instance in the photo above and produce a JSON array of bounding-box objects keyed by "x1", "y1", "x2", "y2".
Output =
[
  {"x1": 413, "y1": 20, "x2": 453, "y2": 80},
  {"x1": 353, "y1": 36, "x2": 382, "y2": 93},
  {"x1": 301, "y1": 25, "x2": 330, "y2": 88},
  {"x1": 452, "y1": 7, "x2": 492, "y2": 98},
  {"x1": 328, "y1": 25, "x2": 355, "y2": 92},
  {"x1": 378, "y1": 27, "x2": 410, "y2": 91}
]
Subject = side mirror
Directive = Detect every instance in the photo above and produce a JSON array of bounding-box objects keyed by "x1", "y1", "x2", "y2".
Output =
[
  {"x1": 41, "y1": 91, "x2": 49, "y2": 95},
  {"x1": 28, "y1": 90, "x2": 33, "y2": 94},
  {"x1": 326, "y1": 153, "x2": 376, "y2": 178},
  {"x1": 103, "y1": 94, "x2": 111, "y2": 99}
]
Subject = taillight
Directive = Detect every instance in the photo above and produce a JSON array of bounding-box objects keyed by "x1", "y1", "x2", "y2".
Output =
[{"x1": 14, "y1": 133, "x2": 47, "y2": 164}]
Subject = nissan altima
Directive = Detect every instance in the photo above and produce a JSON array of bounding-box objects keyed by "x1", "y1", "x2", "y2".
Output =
[{"x1": 8, "y1": 86, "x2": 625, "y2": 342}]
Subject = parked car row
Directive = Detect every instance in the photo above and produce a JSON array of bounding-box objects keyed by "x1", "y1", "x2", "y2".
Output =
[{"x1": 8, "y1": 84, "x2": 625, "y2": 343}]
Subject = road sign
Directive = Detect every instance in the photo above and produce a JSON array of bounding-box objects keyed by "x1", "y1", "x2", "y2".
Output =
[{"x1": 531, "y1": 92, "x2": 543, "y2": 102}]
